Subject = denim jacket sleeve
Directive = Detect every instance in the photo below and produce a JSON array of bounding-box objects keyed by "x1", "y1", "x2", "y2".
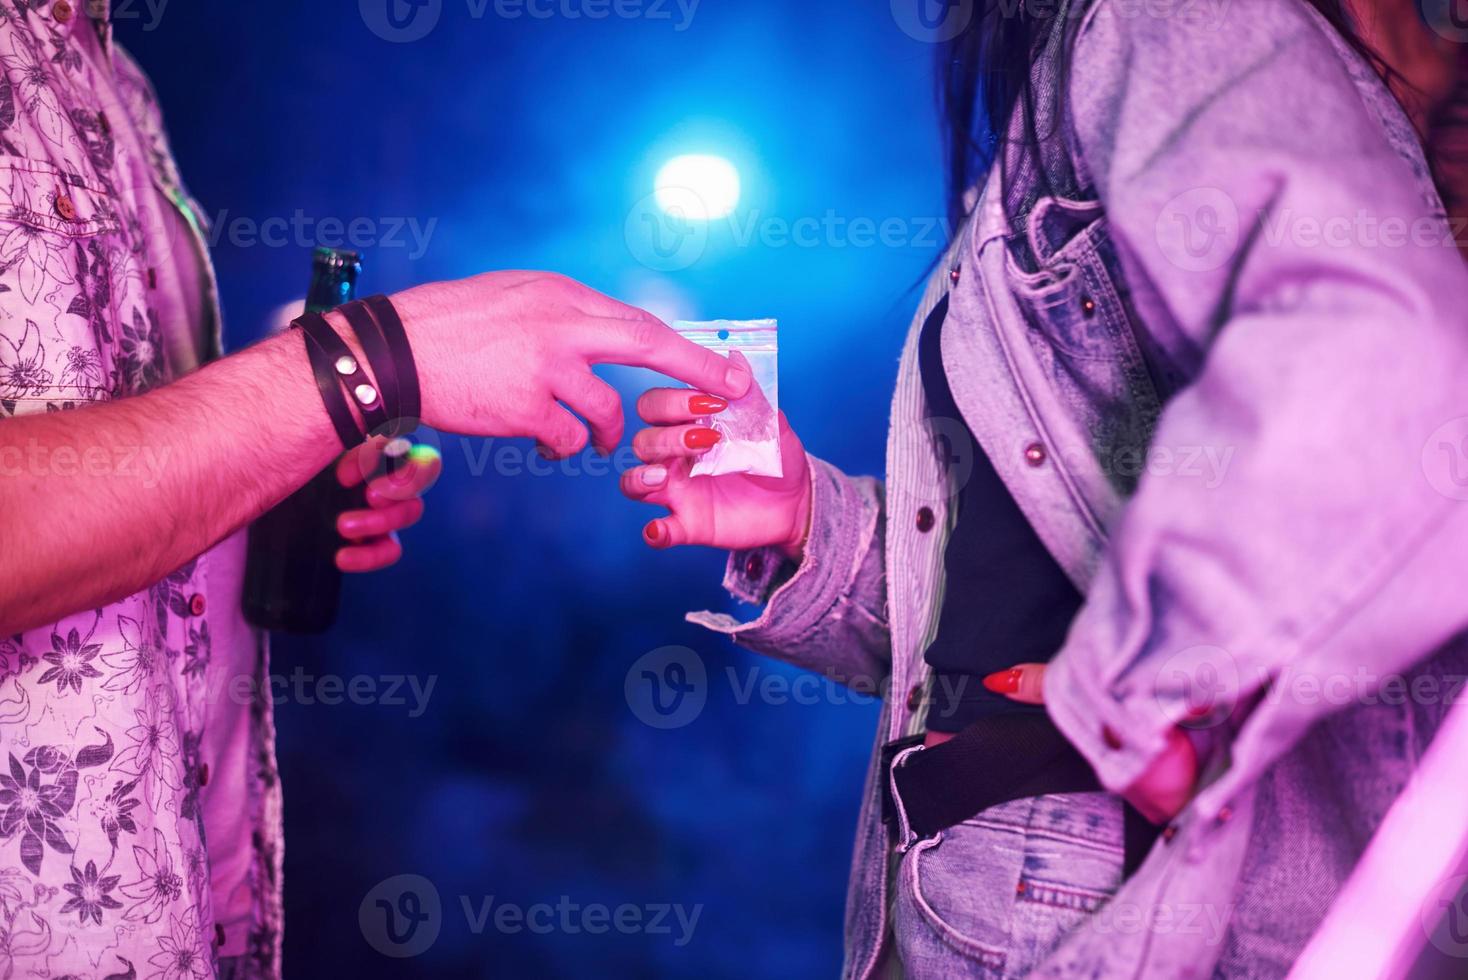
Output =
[
  {"x1": 687, "y1": 455, "x2": 892, "y2": 688},
  {"x1": 1044, "y1": 0, "x2": 1468, "y2": 798}
]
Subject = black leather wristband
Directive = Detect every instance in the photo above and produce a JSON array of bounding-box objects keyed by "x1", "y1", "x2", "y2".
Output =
[
  {"x1": 296, "y1": 311, "x2": 389, "y2": 444},
  {"x1": 339, "y1": 300, "x2": 399, "y2": 434},
  {"x1": 363, "y1": 295, "x2": 420, "y2": 429},
  {"x1": 296, "y1": 313, "x2": 363, "y2": 450}
]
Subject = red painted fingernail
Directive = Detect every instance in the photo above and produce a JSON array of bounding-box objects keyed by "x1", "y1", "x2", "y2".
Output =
[
  {"x1": 982, "y1": 669, "x2": 1022, "y2": 695},
  {"x1": 689, "y1": 395, "x2": 729, "y2": 415},
  {"x1": 644, "y1": 521, "x2": 661, "y2": 542},
  {"x1": 684, "y1": 427, "x2": 722, "y2": 450}
]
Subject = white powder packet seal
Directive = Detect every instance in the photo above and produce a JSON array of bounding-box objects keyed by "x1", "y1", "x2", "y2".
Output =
[{"x1": 673, "y1": 319, "x2": 781, "y2": 478}]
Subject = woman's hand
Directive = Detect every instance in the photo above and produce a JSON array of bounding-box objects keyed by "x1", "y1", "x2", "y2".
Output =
[
  {"x1": 984, "y1": 663, "x2": 1200, "y2": 825},
  {"x1": 391, "y1": 271, "x2": 752, "y2": 453},
  {"x1": 621, "y1": 397, "x2": 812, "y2": 560},
  {"x1": 334, "y1": 437, "x2": 443, "y2": 573}
]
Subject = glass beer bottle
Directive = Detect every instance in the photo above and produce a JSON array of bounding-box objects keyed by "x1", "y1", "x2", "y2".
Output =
[{"x1": 242, "y1": 247, "x2": 362, "y2": 633}]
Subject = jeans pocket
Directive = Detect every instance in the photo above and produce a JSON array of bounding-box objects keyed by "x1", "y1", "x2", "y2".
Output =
[
  {"x1": 893, "y1": 794, "x2": 1125, "y2": 980},
  {"x1": 894, "y1": 799, "x2": 1029, "y2": 978},
  {"x1": 1008, "y1": 793, "x2": 1125, "y2": 975}
]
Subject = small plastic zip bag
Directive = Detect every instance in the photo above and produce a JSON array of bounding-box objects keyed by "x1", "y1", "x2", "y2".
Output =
[{"x1": 673, "y1": 319, "x2": 782, "y2": 478}]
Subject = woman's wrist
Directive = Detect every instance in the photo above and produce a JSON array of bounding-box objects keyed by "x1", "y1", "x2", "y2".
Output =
[{"x1": 777, "y1": 479, "x2": 813, "y2": 563}]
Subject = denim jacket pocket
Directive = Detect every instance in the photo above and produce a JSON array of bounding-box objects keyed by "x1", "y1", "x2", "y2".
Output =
[
  {"x1": 1008, "y1": 195, "x2": 1119, "y2": 362},
  {"x1": 1006, "y1": 195, "x2": 1164, "y2": 496}
]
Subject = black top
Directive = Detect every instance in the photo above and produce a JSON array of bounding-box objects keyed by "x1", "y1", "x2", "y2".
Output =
[{"x1": 917, "y1": 295, "x2": 1084, "y2": 732}]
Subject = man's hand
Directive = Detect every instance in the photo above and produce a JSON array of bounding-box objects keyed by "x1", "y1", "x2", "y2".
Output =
[
  {"x1": 334, "y1": 437, "x2": 443, "y2": 573},
  {"x1": 984, "y1": 662, "x2": 1200, "y2": 825},
  {"x1": 392, "y1": 271, "x2": 753, "y2": 456},
  {"x1": 0, "y1": 270, "x2": 749, "y2": 636}
]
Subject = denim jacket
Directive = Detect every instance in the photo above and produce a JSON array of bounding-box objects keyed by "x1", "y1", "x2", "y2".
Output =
[{"x1": 692, "y1": 1, "x2": 1468, "y2": 976}]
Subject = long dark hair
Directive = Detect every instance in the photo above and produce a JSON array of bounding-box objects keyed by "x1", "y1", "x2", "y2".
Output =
[{"x1": 937, "y1": 0, "x2": 1389, "y2": 230}]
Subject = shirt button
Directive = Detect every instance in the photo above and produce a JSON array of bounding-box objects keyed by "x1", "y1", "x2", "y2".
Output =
[
  {"x1": 1217, "y1": 805, "x2": 1233, "y2": 824},
  {"x1": 52, "y1": 0, "x2": 72, "y2": 22},
  {"x1": 188, "y1": 593, "x2": 206, "y2": 617},
  {"x1": 744, "y1": 554, "x2": 765, "y2": 580},
  {"x1": 1080, "y1": 295, "x2": 1097, "y2": 318},
  {"x1": 906, "y1": 684, "x2": 923, "y2": 712},
  {"x1": 198, "y1": 763, "x2": 209, "y2": 787},
  {"x1": 1162, "y1": 824, "x2": 1178, "y2": 843},
  {"x1": 915, "y1": 507, "x2": 935, "y2": 533},
  {"x1": 948, "y1": 265, "x2": 961, "y2": 285},
  {"x1": 54, "y1": 193, "x2": 76, "y2": 221},
  {"x1": 1023, "y1": 443, "x2": 1047, "y2": 467},
  {"x1": 1101, "y1": 724, "x2": 1123, "y2": 750}
]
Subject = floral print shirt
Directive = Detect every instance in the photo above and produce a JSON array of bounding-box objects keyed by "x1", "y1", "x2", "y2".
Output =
[{"x1": 0, "y1": 3, "x2": 281, "y2": 978}]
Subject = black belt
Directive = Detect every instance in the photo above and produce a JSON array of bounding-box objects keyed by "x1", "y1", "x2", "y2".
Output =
[{"x1": 881, "y1": 712, "x2": 1160, "y2": 878}]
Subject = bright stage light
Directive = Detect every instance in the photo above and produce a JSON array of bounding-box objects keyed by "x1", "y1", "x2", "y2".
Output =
[{"x1": 654, "y1": 154, "x2": 741, "y2": 221}]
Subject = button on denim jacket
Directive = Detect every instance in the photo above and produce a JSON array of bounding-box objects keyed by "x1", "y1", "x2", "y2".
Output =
[{"x1": 692, "y1": 1, "x2": 1468, "y2": 976}]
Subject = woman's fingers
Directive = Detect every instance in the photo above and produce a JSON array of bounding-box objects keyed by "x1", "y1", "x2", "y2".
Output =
[
  {"x1": 338, "y1": 497, "x2": 425, "y2": 541},
  {"x1": 636, "y1": 388, "x2": 729, "y2": 425},
  {"x1": 337, "y1": 533, "x2": 404, "y2": 573},
  {"x1": 632, "y1": 423, "x2": 722, "y2": 463},
  {"x1": 984, "y1": 661, "x2": 1198, "y2": 823},
  {"x1": 642, "y1": 514, "x2": 690, "y2": 549},
  {"x1": 620, "y1": 463, "x2": 671, "y2": 503},
  {"x1": 982, "y1": 662, "x2": 1200, "y2": 822},
  {"x1": 981, "y1": 663, "x2": 1047, "y2": 705}
]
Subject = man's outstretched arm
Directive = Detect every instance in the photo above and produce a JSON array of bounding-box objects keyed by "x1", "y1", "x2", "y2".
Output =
[{"x1": 0, "y1": 271, "x2": 751, "y2": 635}]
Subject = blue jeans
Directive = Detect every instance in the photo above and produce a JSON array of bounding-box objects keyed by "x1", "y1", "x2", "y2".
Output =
[{"x1": 890, "y1": 748, "x2": 1125, "y2": 979}]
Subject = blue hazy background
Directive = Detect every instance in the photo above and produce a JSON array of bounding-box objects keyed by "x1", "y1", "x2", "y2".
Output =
[{"x1": 118, "y1": 2, "x2": 945, "y2": 975}]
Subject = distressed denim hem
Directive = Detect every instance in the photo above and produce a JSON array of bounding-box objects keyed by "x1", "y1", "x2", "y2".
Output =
[{"x1": 687, "y1": 456, "x2": 878, "y2": 650}]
